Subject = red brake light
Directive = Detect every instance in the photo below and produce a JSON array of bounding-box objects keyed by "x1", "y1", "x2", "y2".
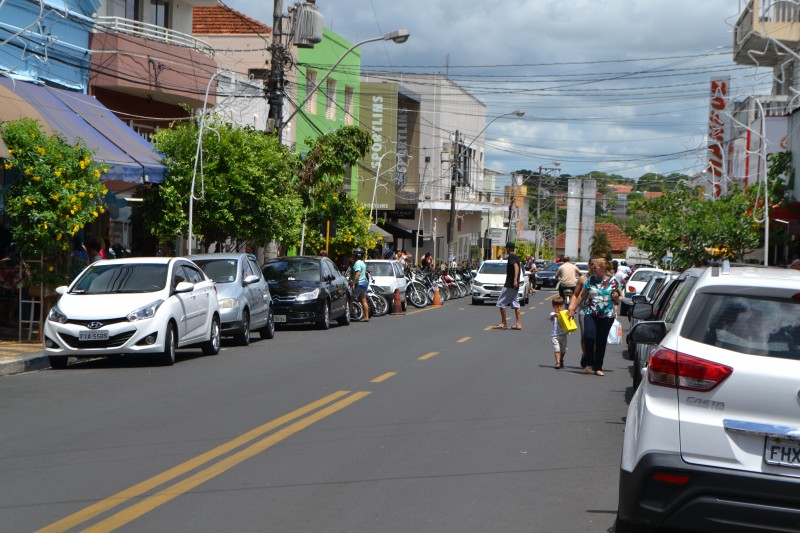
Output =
[
  {"x1": 648, "y1": 348, "x2": 732, "y2": 392},
  {"x1": 628, "y1": 286, "x2": 636, "y2": 293},
  {"x1": 651, "y1": 472, "x2": 690, "y2": 485}
]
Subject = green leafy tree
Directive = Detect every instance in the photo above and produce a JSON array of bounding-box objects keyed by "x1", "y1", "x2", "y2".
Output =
[
  {"x1": 135, "y1": 119, "x2": 302, "y2": 250},
  {"x1": 590, "y1": 231, "x2": 613, "y2": 259},
  {"x1": 1, "y1": 118, "x2": 108, "y2": 286}
]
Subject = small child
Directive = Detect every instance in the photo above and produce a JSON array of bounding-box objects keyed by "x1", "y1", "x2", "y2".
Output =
[{"x1": 549, "y1": 296, "x2": 568, "y2": 369}]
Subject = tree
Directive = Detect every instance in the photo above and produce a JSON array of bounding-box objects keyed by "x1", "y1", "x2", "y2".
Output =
[
  {"x1": 1, "y1": 118, "x2": 108, "y2": 286},
  {"x1": 135, "y1": 119, "x2": 302, "y2": 251},
  {"x1": 590, "y1": 231, "x2": 613, "y2": 259}
]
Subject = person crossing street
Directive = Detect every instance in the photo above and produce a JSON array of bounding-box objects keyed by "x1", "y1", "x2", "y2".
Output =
[{"x1": 492, "y1": 242, "x2": 522, "y2": 330}]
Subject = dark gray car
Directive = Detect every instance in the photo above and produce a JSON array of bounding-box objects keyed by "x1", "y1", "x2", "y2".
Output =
[{"x1": 188, "y1": 253, "x2": 275, "y2": 345}]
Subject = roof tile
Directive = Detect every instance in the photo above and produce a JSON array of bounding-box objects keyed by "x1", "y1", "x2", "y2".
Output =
[{"x1": 193, "y1": 3, "x2": 271, "y2": 35}]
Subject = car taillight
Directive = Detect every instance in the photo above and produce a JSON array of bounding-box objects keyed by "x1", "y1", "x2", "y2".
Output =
[
  {"x1": 648, "y1": 348, "x2": 732, "y2": 392},
  {"x1": 628, "y1": 286, "x2": 636, "y2": 293}
]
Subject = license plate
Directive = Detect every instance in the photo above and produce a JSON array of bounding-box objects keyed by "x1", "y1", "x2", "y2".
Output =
[
  {"x1": 79, "y1": 330, "x2": 109, "y2": 341},
  {"x1": 764, "y1": 437, "x2": 800, "y2": 467},
  {"x1": 274, "y1": 315, "x2": 286, "y2": 323},
  {"x1": 490, "y1": 292, "x2": 500, "y2": 297}
]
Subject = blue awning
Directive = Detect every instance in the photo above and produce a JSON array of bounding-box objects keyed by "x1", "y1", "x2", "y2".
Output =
[{"x1": 0, "y1": 76, "x2": 165, "y2": 183}]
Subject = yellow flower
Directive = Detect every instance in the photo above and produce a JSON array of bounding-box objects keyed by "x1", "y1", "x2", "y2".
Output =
[
  {"x1": 3, "y1": 162, "x2": 11, "y2": 170},
  {"x1": 79, "y1": 161, "x2": 86, "y2": 170},
  {"x1": 78, "y1": 192, "x2": 85, "y2": 197},
  {"x1": 24, "y1": 167, "x2": 31, "y2": 175},
  {"x1": 65, "y1": 214, "x2": 69, "y2": 219},
  {"x1": 71, "y1": 196, "x2": 76, "y2": 202},
  {"x1": 92, "y1": 211, "x2": 98, "y2": 217},
  {"x1": 32, "y1": 176, "x2": 41, "y2": 181},
  {"x1": 51, "y1": 194, "x2": 59, "y2": 201},
  {"x1": 56, "y1": 233, "x2": 62, "y2": 240},
  {"x1": 54, "y1": 169, "x2": 62, "y2": 177},
  {"x1": 37, "y1": 147, "x2": 46, "y2": 155},
  {"x1": 70, "y1": 210, "x2": 75, "y2": 215},
  {"x1": 98, "y1": 206, "x2": 104, "y2": 214},
  {"x1": 93, "y1": 169, "x2": 100, "y2": 178},
  {"x1": 102, "y1": 188, "x2": 108, "y2": 194},
  {"x1": 48, "y1": 266, "x2": 54, "y2": 272},
  {"x1": 43, "y1": 223, "x2": 47, "y2": 230},
  {"x1": 89, "y1": 194, "x2": 94, "y2": 199}
]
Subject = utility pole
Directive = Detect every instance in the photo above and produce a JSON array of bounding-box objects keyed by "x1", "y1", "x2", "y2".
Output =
[
  {"x1": 447, "y1": 131, "x2": 459, "y2": 263},
  {"x1": 266, "y1": 0, "x2": 285, "y2": 133},
  {"x1": 535, "y1": 172, "x2": 542, "y2": 260}
]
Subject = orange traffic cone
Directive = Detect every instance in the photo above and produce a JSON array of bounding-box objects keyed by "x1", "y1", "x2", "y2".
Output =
[
  {"x1": 391, "y1": 288, "x2": 404, "y2": 315},
  {"x1": 432, "y1": 287, "x2": 442, "y2": 306}
]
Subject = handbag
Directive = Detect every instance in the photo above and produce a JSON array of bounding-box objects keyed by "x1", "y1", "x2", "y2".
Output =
[
  {"x1": 557, "y1": 310, "x2": 578, "y2": 334},
  {"x1": 607, "y1": 318, "x2": 623, "y2": 345}
]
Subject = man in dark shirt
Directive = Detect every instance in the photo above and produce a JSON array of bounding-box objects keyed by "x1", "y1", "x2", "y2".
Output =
[{"x1": 493, "y1": 241, "x2": 522, "y2": 330}]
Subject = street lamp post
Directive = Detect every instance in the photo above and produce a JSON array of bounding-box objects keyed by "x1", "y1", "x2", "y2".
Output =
[
  {"x1": 448, "y1": 110, "x2": 524, "y2": 263},
  {"x1": 279, "y1": 29, "x2": 410, "y2": 133}
]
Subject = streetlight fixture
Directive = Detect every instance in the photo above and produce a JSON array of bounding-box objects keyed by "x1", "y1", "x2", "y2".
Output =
[
  {"x1": 280, "y1": 29, "x2": 410, "y2": 131},
  {"x1": 447, "y1": 109, "x2": 525, "y2": 262}
]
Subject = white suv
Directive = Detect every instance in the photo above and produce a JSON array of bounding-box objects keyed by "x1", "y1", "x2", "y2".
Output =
[{"x1": 617, "y1": 264, "x2": 800, "y2": 532}]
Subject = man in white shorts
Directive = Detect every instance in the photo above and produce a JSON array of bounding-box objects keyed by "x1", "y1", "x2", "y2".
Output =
[{"x1": 492, "y1": 242, "x2": 522, "y2": 330}]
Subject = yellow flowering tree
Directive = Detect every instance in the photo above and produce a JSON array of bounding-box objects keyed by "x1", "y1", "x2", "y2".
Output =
[{"x1": 1, "y1": 118, "x2": 108, "y2": 286}]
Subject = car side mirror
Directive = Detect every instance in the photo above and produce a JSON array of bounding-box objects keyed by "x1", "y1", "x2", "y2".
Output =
[
  {"x1": 174, "y1": 281, "x2": 194, "y2": 294},
  {"x1": 631, "y1": 302, "x2": 654, "y2": 320},
  {"x1": 631, "y1": 294, "x2": 647, "y2": 303},
  {"x1": 628, "y1": 321, "x2": 666, "y2": 345},
  {"x1": 55, "y1": 286, "x2": 68, "y2": 295},
  {"x1": 243, "y1": 274, "x2": 260, "y2": 286}
]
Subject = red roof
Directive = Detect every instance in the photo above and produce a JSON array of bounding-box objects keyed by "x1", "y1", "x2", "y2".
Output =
[
  {"x1": 555, "y1": 222, "x2": 634, "y2": 254},
  {"x1": 609, "y1": 185, "x2": 634, "y2": 194},
  {"x1": 193, "y1": 4, "x2": 271, "y2": 35},
  {"x1": 643, "y1": 191, "x2": 664, "y2": 199}
]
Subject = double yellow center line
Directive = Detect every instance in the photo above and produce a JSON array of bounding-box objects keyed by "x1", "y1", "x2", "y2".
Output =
[{"x1": 38, "y1": 390, "x2": 370, "y2": 533}]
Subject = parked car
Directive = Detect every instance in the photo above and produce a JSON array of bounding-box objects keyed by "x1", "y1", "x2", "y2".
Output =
[
  {"x1": 534, "y1": 262, "x2": 562, "y2": 289},
  {"x1": 620, "y1": 267, "x2": 664, "y2": 316},
  {"x1": 43, "y1": 257, "x2": 221, "y2": 367},
  {"x1": 188, "y1": 253, "x2": 275, "y2": 345},
  {"x1": 624, "y1": 271, "x2": 683, "y2": 389},
  {"x1": 470, "y1": 260, "x2": 529, "y2": 305},
  {"x1": 261, "y1": 256, "x2": 350, "y2": 329},
  {"x1": 574, "y1": 262, "x2": 589, "y2": 278},
  {"x1": 617, "y1": 264, "x2": 800, "y2": 532},
  {"x1": 364, "y1": 259, "x2": 407, "y2": 309}
]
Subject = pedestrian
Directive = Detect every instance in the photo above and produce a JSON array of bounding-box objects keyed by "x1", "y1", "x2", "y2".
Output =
[
  {"x1": 550, "y1": 296, "x2": 567, "y2": 369},
  {"x1": 87, "y1": 238, "x2": 103, "y2": 264},
  {"x1": 525, "y1": 255, "x2": 538, "y2": 294},
  {"x1": 555, "y1": 256, "x2": 581, "y2": 301},
  {"x1": 421, "y1": 252, "x2": 434, "y2": 271},
  {"x1": 492, "y1": 241, "x2": 522, "y2": 330},
  {"x1": 566, "y1": 257, "x2": 621, "y2": 376},
  {"x1": 349, "y1": 248, "x2": 370, "y2": 322}
]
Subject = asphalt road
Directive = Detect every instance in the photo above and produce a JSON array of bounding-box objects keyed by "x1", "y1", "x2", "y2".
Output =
[{"x1": 0, "y1": 291, "x2": 633, "y2": 532}]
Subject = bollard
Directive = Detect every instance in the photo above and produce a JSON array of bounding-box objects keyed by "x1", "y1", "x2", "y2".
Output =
[
  {"x1": 391, "y1": 288, "x2": 404, "y2": 315},
  {"x1": 432, "y1": 287, "x2": 442, "y2": 306}
]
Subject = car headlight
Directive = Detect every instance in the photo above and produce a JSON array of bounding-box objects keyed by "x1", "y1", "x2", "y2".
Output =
[
  {"x1": 219, "y1": 297, "x2": 239, "y2": 309},
  {"x1": 127, "y1": 300, "x2": 164, "y2": 321},
  {"x1": 48, "y1": 304, "x2": 67, "y2": 324},
  {"x1": 472, "y1": 280, "x2": 483, "y2": 287},
  {"x1": 296, "y1": 288, "x2": 319, "y2": 302}
]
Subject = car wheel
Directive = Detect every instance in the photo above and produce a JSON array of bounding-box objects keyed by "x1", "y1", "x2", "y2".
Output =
[
  {"x1": 633, "y1": 350, "x2": 643, "y2": 390},
  {"x1": 236, "y1": 310, "x2": 250, "y2": 346},
  {"x1": 202, "y1": 316, "x2": 221, "y2": 355},
  {"x1": 48, "y1": 356, "x2": 68, "y2": 369},
  {"x1": 161, "y1": 323, "x2": 177, "y2": 366},
  {"x1": 337, "y1": 300, "x2": 350, "y2": 326},
  {"x1": 317, "y1": 301, "x2": 331, "y2": 330},
  {"x1": 614, "y1": 515, "x2": 655, "y2": 533},
  {"x1": 260, "y1": 307, "x2": 275, "y2": 339}
]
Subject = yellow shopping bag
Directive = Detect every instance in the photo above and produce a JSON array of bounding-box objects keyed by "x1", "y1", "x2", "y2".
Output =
[{"x1": 557, "y1": 310, "x2": 578, "y2": 333}]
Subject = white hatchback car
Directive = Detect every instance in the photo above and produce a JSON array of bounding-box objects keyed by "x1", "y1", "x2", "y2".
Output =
[
  {"x1": 364, "y1": 259, "x2": 407, "y2": 309},
  {"x1": 43, "y1": 257, "x2": 221, "y2": 367},
  {"x1": 617, "y1": 264, "x2": 800, "y2": 532},
  {"x1": 470, "y1": 260, "x2": 529, "y2": 305}
]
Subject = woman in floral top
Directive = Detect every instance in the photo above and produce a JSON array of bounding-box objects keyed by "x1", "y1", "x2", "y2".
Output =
[{"x1": 566, "y1": 257, "x2": 621, "y2": 376}]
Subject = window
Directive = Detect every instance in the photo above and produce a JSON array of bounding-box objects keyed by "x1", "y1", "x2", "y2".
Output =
[
  {"x1": 305, "y1": 69, "x2": 317, "y2": 115},
  {"x1": 249, "y1": 69, "x2": 269, "y2": 81},
  {"x1": 148, "y1": 0, "x2": 169, "y2": 27},
  {"x1": 325, "y1": 79, "x2": 337, "y2": 120},
  {"x1": 344, "y1": 86, "x2": 354, "y2": 125}
]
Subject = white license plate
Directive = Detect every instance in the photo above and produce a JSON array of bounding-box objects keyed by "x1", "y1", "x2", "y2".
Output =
[
  {"x1": 490, "y1": 292, "x2": 500, "y2": 297},
  {"x1": 764, "y1": 437, "x2": 800, "y2": 467},
  {"x1": 79, "y1": 330, "x2": 109, "y2": 341},
  {"x1": 274, "y1": 315, "x2": 286, "y2": 323}
]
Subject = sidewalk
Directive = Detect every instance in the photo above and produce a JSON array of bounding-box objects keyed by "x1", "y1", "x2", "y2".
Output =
[{"x1": 0, "y1": 340, "x2": 50, "y2": 377}]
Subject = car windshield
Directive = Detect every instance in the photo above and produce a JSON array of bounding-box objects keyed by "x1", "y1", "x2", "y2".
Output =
[
  {"x1": 194, "y1": 259, "x2": 237, "y2": 284},
  {"x1": 70, "y1": 263, "x2": 168, "y2": 294},
  {"x1": 543, "y1": 263, "x2": 561, "y2": 272},
  {"x1": 630, "y1": 269, "x2": 659, "y2": 282},
  {"x1": 368, "y1": 263, "x2": 394, "y2": 277},
  {"x1": 479, "y1": 263, "x2": 507, "y2": 275},
  {"x1": 682, "y1": 293, "x2": 800, "y2": 360},
  {"x1": 263, "y1": 259, "x2": 320, "y2": 282}
]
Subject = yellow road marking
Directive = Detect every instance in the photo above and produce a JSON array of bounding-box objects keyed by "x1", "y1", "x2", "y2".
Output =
[
  {"x1": 80, "y1": 391, "x2": 371, "y2": 533},
  {"x1": 405, "y1": 305, "x2": 441, "y2": 316},
  {"x1": 371, "y1": 372, "x2": 397, "y2": 383},
  {"x1": 482, "y1": 325, "x2": 494, "y2": 331},
  {"x1": 418, "y1": 352, "x2": 439, "y2": 360},
  {"x1": 457, "y1": 336, "x2": 471, "y2": 343},
  {"x1": 36, "y1": 390, "x2": 353, "y2": 533}
]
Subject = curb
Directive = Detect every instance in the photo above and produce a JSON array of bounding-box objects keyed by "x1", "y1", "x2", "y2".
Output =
[{"x1": 0, "y1": 352, "x2": 50, "y2": 377}]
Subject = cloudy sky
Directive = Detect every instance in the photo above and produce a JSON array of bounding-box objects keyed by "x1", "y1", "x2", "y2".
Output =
[{"x1": 222, "y1": 0, "x2": 770, "y2": 180}]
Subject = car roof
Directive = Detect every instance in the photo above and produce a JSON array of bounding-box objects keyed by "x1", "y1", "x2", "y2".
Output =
[
  {"x1": 91, "y1": 257, "x2": 176, "y2": 265},
  {"x1": 694, "y1": 264, "x2": 800, "y2": 289},
  {"x1": 187, "y1": 253, "x2": 247, "y2": 261}
]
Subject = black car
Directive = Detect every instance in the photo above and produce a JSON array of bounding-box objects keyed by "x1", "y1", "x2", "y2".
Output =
[
  {"x1": 534, "y1": 262, "x2": 562, "y2": 289},
  {"x1": 262, "y1": 256, "x2": 350, "y2": 329}
]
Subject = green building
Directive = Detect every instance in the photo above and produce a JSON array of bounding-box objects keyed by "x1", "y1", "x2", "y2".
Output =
[{"x1": 295, "y1": 28, "x2": 361, "y2": 196}]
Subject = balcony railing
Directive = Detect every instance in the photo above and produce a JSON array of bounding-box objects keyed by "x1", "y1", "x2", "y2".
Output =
[
  {"x1": 95, "y1": 16, "x2": 215, "y2": 58},
  {"x1": 734, "y1": 0, "x2": 800, "y2": 66}
]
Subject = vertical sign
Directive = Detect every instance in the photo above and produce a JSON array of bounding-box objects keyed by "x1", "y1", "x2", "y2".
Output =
[
  {"x1": 358, "y1": 82, "x2": 398, "y2": 211},
  {"x1": 707, "y1": 77, "x2": 729, "y2": 198}
]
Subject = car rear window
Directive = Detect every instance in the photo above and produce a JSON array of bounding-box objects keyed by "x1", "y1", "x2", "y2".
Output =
[
  {"x1": 194, "y1": 259, "x2": 237, "y2": 283},
  {"x1": 630, "y1": 270, "x2": 659, "y2": 282},
  {"x1": 682, "y1": 293, "x2": 800, "y2": 360},
  {"x1": 368, "y1": 263, "x2": 394, "y2": 277}
]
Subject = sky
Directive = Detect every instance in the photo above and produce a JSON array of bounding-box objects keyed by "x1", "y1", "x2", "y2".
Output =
[{"x1": 221, "y1": 0, "x2": 771, "y2": 180}]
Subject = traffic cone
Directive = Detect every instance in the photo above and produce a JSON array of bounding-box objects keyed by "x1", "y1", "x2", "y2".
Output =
[
  {"x1": 432, "y1": 287, "x2": 442, "y2": 306},
  {"x1": 391, "y1": 288, "x2": 404, "y2": 315}
]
